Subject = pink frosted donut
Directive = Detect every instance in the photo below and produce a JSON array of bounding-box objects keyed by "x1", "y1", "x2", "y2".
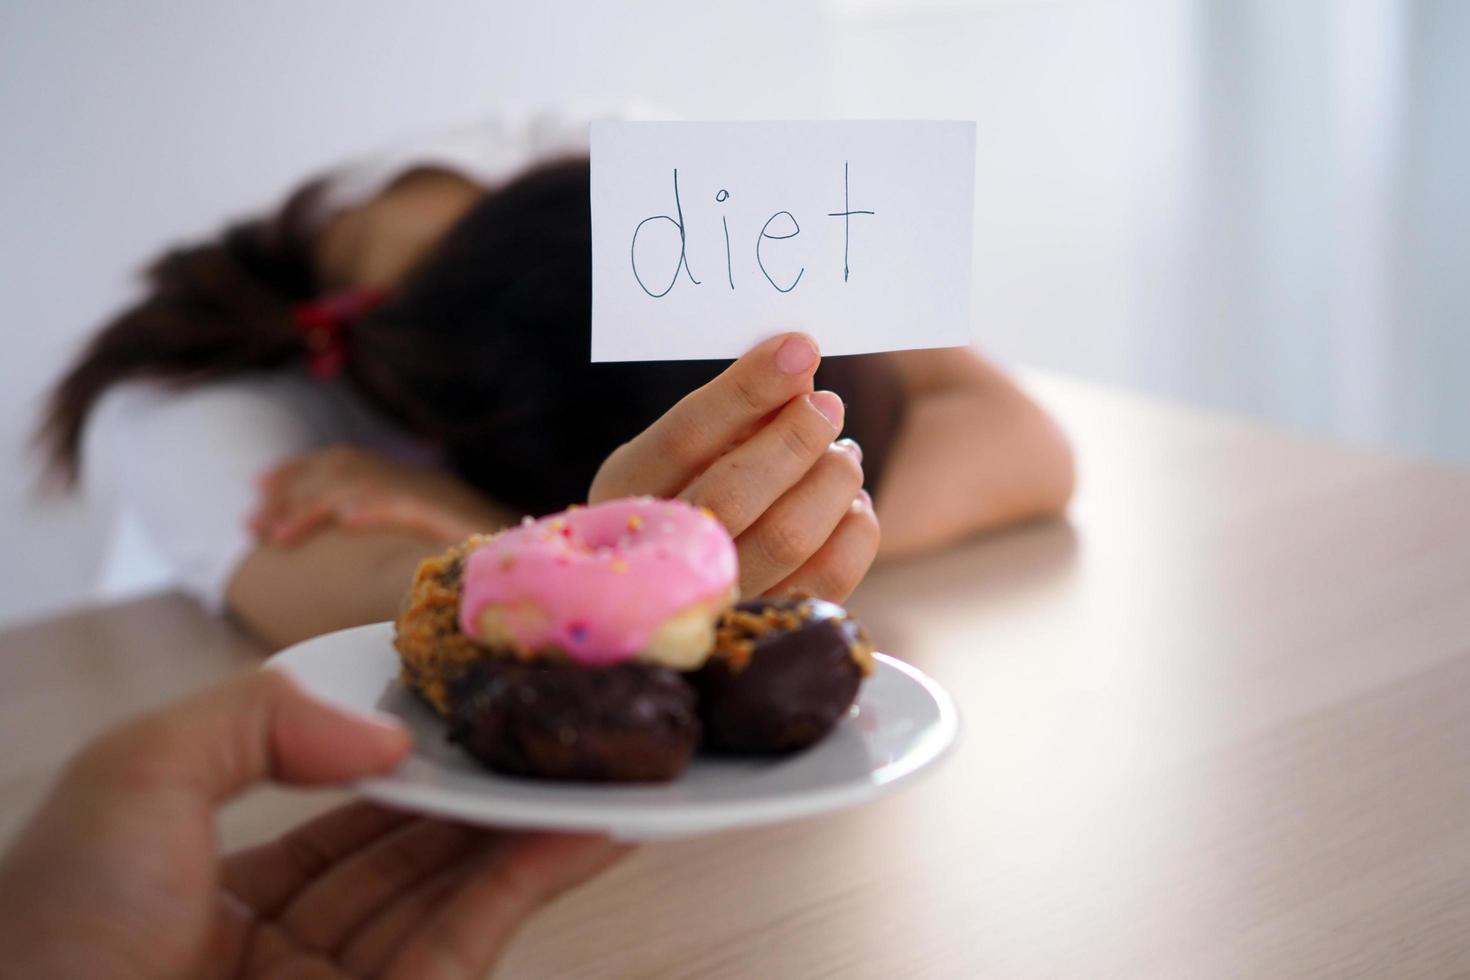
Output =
[{"x1": 458, "y1": 497, "x2": 737, "y2": 668}]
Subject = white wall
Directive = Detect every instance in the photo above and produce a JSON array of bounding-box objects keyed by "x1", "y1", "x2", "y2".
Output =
[{"x1": 2, "y1": 0, "x2": 1466, "y2": 624}]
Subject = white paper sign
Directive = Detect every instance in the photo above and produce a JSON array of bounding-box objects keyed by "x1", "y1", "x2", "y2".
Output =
[{"x1": 590, "y1": 120, "x2": 976, "y2": 362}]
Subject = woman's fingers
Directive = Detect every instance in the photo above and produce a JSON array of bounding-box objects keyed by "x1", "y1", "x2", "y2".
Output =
[
  {"x1": 248, "y1": 446, "x2": 363, "y2": 541},
  {"x1": 384, "y1": 833, "x2": 631, "y2": 980},
  {"x1": 220, "y1": 802, "x2": 414, "y2": 917},
  {"x1": 589, "y1": 332, "x2": 820, "y2": 502},
  {"x1": 764, "y1": 491, "x2": 881, "y2": 602},
  {"x1": 338, "y1": 497, "x2": 482, "y2": 543},
  {"x1": 250, "y1": 446, "x2": 508, "y2": 547},
  {"x1": 338, "y1": 865, "x2": 472, "y2": 976},
  {"x1": 265, "y1": 498, "x2": 342, "y2": 545},
  {"x1": 250, "y1": 470, "x2": 326, "y2": 540},
  {"x1": 735, "y1": 438, "x2": 864, "y2": 595},
  {"x1": 680, "y1": 390, "x2": 845, "y2": 536},
  {"x1": 275, "y1": 819, "x2": 490, "y2": 956},
  {"x1": 337, "y1": 837, "x2": 520, "y2": 976}
]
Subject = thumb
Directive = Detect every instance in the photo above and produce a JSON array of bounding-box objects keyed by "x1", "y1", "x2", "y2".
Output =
[
  {"x1": 76, "y1": 668, "x2": 411, "y2": 805},
  {"x1": 0, "y1": 671, "x2": 410, "y2": 979}
]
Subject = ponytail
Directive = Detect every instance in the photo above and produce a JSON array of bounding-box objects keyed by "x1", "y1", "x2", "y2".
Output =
[{"x1": 36, "y1": 179, "x2": 326, "y2": 487}]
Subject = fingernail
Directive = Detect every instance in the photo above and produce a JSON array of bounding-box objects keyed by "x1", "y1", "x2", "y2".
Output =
[
  {"x1": 809, "y1": 390, "x2": 845, "y2": 429},
  {"x1": 834, "y1": 437, "x2": 862, "y2": 462},
  {"x1": 776, "y1": 335, "x2": 819, "y2": 375},
  {"x1": 858, "y1": 488, "x2": 874, "y2": 509}
]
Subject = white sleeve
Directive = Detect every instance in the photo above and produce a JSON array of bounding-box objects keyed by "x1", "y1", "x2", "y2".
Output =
[{"x1": 82, "y1": 378, "x2": 331, "y2": 612}]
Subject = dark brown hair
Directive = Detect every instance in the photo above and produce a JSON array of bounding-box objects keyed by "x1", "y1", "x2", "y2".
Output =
[
  {"x1": 38, "y1": 177, "x2": 325, "y2": 486},
  {"x1": 40, "y1": 159, "x2": 903, "y2": 514}
]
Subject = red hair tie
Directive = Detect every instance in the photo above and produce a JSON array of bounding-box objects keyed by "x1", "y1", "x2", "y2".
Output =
[{"x1": 291, "y1": 288, "x2": 387, "y2": 380}]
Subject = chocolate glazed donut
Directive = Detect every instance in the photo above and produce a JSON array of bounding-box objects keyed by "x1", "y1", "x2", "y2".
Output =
[
  {"x1": 448, "y1": 658, "x2": 701, "y2": 782},
  {"x1": 694, "y1": 597, "x2": 873, "y2": 754}
]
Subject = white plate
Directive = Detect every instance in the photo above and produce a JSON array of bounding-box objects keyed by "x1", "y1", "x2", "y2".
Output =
[{"x1": 266, "y1": 622, "x2": 959, "y2": 840}]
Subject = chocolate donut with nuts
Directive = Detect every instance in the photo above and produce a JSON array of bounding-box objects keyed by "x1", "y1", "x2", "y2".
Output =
[{"x1": 694, "y1": 596, "x2": 874, "y2": 754}]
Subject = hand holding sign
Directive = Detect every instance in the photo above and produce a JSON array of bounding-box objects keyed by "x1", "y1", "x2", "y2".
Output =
[
  {"x1": 590, "y1": 121, "x2": 976, "y2": 361},
  {"x1": 589, "y1": 332, "x2": 877, "y2": 600}
]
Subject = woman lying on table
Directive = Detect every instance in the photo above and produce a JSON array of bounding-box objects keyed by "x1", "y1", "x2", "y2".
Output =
[{"x1": 39, "y1": 112, "x2": 1074, "y2": 650}]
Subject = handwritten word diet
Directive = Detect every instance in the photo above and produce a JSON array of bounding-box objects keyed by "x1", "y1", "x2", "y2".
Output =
[{"x1": 629, "y1": 163, "x2": 875, "y2": 299}]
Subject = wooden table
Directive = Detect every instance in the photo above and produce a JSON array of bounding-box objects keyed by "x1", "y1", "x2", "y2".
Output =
[{"x1": 4, "y1": 375, "x2": 1470, "y2": 977}]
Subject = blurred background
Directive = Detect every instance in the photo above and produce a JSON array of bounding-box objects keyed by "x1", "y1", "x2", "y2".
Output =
[{"x1": 2, "y1": 0, "x2": 1466, "y2": 625}]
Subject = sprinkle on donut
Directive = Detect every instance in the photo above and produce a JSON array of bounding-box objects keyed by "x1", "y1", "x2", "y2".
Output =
[{"x1": 458, "y1": 497, "x2": 738, "y2": 668}]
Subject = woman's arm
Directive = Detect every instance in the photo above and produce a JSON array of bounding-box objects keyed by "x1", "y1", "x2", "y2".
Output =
[
  {"x1": 226, "y1": 527, "x2": 446, "y2": 650},
  {"x1": 229, "y1": 446, "x2": 518, "y2": 650},
  {"x1": 873, "y1": 347, "x2": 1075, "y2": 559}
]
